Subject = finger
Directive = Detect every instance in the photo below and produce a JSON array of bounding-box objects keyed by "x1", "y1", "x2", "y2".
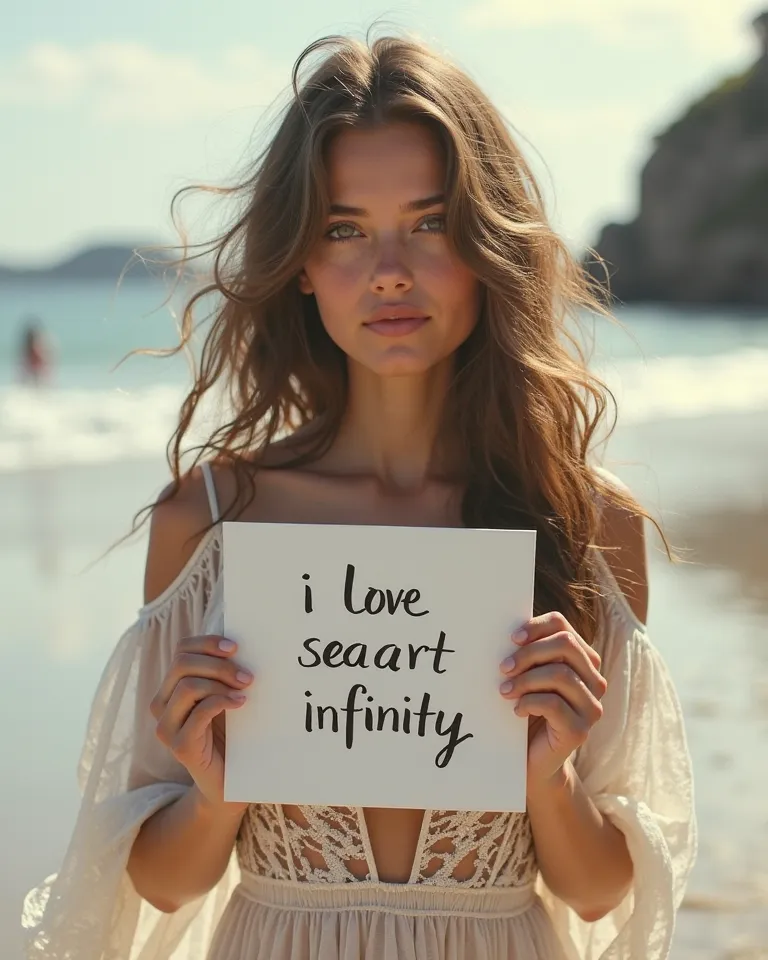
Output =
[
  {"x1": 500, "y1": 664, "x2": 604, "y2": 722},
  {"x1": 500, "y1": 631, "x2": 606, "y2": 700},
  {"x1": 152, "y1": 636, "x2": 250, "y2": 715},
  {"x1": 512, "y1": 611, "x2": 571, "y2": 644},
  {"x1": 153, "y1": 653, "x2": 252, "y2": 715},
  {"x1": 512, "y1": 613, "x2": 601, "y2": 668},
  {"x1": 170, "y1": 695, "x2": 244, "y2": 762},
  {"x1": 514, "y1": 692, "x2": 595, "y2": 747},
  {"x1": 176, "y1": 634, "x2": 240, "y2": 658},
  {"x1": 156, "y1": 678, "x2": 247, "y2": 745}
]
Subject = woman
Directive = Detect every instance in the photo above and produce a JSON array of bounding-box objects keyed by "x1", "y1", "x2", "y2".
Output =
[{"x1": 23, "y1": 31, "x2": 696, "y2": 960}]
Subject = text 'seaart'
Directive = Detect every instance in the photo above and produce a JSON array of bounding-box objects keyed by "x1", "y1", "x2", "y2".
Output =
[{"x1": 223, "y1": 522, "x2": 535, "y2": 812}]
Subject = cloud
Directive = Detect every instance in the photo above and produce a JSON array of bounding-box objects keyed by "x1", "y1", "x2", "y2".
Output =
[
  {"x1": 506, "y1": 102, "x2": 641, "y2": 140},
  {"x1": 460, "y1": 0, "x2": 762, "y2": 56},
  {"x1": 0, "y1": 42, "x2": 285, "y2": 123}
]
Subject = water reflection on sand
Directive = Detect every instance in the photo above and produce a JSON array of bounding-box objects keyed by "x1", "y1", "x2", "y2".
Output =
[{"x1": 1, "y1": 426, "x2": 767, "y2": 958}]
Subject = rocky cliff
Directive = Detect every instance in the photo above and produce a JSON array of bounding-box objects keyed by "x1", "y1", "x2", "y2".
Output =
[{"x1": 588, "y1": 12, "x2": 768, "y2": 306}]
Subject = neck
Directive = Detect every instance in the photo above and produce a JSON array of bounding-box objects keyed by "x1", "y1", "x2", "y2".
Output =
[{"x1": 329, "y1": 358, "x2": 456, "y2": 491}]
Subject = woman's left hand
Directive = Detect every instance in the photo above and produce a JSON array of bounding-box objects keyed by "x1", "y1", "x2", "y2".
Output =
[{"x1": 499, "y1": 612, "x2": 607, "y2": 787}]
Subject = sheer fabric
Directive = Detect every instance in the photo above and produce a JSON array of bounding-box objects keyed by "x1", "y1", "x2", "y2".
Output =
[{"x1": 22, "y1": 516, "x2": 696, "y2": 960}]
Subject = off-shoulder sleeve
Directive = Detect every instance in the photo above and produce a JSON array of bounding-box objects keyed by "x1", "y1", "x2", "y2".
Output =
[
  {"x1": 538, "y1": 617, "x2": 697, "y2": 960},
  {"x1": 22, "y1": 537, "x2": 239, "y2": 960}
]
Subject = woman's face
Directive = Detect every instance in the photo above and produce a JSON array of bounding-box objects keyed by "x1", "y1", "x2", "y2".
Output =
[{"x1": 299, "y1": 121, "x2": 480, "y2": 378}]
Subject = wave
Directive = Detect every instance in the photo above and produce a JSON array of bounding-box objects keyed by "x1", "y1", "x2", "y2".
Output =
[
  {"x1": 0, "y1": 384, "x2": 188, "y2": 473},
  {"x1": 1, "y1": 348, "x2": 767, "y2": 473},
  {"x1": 600, "y1": 346, "x2": 768, "y2": 424}
]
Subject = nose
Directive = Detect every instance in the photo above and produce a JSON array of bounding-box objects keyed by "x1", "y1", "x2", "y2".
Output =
[{"x1": 369, "y1": 242, "x2": 414, "y2": 295}]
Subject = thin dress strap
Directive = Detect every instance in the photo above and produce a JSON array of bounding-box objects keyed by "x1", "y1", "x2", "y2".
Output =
[{"x1": 200, "y1": 461, "x2": 221, "y2": 524}]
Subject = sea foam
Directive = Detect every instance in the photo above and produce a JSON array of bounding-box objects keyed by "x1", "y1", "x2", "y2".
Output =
[{"x1": 1, "y1": 348, "x2": 767, "y2": 473}]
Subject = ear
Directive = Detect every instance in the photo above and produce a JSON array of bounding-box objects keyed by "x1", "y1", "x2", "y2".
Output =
[{"x1": 297, "y1": 270, "x2": 314, "y2": 295}]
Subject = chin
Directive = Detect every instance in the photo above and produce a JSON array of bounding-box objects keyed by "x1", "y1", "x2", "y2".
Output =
[{"x1": 364, "y1": 350, "x2": 444, "y2": 378}]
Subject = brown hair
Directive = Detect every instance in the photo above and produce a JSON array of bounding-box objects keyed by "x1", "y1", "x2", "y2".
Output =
[{"x1": 137, "y1": 29, "x2": 665, "y2": 645}]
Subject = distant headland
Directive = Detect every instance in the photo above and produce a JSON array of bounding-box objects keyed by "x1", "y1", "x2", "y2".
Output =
[
  {"x1": 0, "y1": 243, "x2": 190, "y2": 283},
  {"x1": 587, "y1": 11, "x2": 768, "y2": 306}
]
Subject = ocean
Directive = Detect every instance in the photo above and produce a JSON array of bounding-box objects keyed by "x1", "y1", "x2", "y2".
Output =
[
  {"x1": 1, "y1": 281, "x2": 768, "y2": 474},
  {"x1": 1, "y1": 281, "x2": 767, "y2": 959}
]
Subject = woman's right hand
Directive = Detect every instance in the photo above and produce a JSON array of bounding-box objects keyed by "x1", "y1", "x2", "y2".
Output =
[{"x1": 150, "y1": 635, "x2": 253, "y2": 807}]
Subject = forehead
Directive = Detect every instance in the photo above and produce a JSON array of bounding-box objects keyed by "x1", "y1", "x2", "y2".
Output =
[{"x1": 324, "y1": 122, "x2": 445, "y2": 203}]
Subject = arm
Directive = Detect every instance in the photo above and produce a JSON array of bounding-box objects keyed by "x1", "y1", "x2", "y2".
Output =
[
  {"x1": 530, "y1": 497, "x2": 646, "y2": 920},
  {"x1": 128, "y1": 785, "x2": 247, "y2": 913},
  {"x1": 527, "y1": 760, "x2": 633, "y2": 921},
  {"x1": 127, "y1": 469, "x2": 250, "y2": 914},
  {"x1": 500, "y1": 491, "x2": 648, "y2": 921}
]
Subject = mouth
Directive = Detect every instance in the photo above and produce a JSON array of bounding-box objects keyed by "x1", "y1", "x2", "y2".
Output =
[{"x1": 363, "y1": 315, "x2": 431, "y2": 338}]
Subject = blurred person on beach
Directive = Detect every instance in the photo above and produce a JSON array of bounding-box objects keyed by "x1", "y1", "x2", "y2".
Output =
[
  {"x1": 22, "y1": 29, "x2": 696, "y2": 960},
  {"x1": 15, "y1": 317, "x2": 60, "y2": 574},
  {"x1": 17, "y1": 317, "x2": 53, "y2": 386}
]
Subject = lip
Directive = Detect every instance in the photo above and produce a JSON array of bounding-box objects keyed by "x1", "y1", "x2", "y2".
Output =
[{"x1": 364, "y1": 305, "x2": 431, "y2": 338}]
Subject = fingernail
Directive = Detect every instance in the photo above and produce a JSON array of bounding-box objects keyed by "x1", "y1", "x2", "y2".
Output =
[
  {"x1": 236, "y1": 670, "x2": 253, "y2": 684},
  {"x1": 511, "y1": 629, "x2": 528, "y2": 645},
  {"x1": 500, "y1": 680, "x2": 515, "y2": 694},
  {"x1": 229, "y1": 692, "x2": 247, "y2": 701},
  {"x1": 219, "y1": 639, "x2": 237, "y2": 652},
  {"x1": 500, "y1": 656, "x2": 516, "y2": 673}
]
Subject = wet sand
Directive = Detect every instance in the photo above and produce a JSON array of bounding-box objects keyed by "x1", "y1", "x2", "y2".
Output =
[
  {"x1": 609, "y1": 411, "x2": 768, "y2": 959},
  {"x1": 672, "y1": 505, "x2": 768, "y2": 614},
  {"x1": 1, "y1": 411, "x2": 766, "y2": 959},
  {"x1": 666, "y1": 505, "x2": 768, "y2": 959}
]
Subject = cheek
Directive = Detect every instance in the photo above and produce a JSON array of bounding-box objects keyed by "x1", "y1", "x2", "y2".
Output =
[
  {"x1": 420, "y1": 246, "x2": 475, "y2": 291},
  {"x1": 307, "y1": 240, "x2": 371, "y2": 278},
  {"x1": 305, "y1": 254, "x2": 365, "y2": 306},
  {"x1": 303, "y1": 259, "x2": 363, "y2": 347},
  {"x1": 422, "y1": 251, "x2": 480, "y2": 322}
]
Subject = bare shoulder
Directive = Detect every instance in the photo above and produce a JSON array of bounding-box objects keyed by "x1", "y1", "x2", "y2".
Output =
[
  {"x1": 593, "y1": 468, "x2": 648, "y2": 625},
  {"x1": 143, "y1": 464, "x2": 219, "y2": 605}
]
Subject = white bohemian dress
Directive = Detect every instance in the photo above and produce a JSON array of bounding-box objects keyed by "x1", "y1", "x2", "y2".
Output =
[{"x1": 22, "y1": 464, "x2": 697, "y2": 960}]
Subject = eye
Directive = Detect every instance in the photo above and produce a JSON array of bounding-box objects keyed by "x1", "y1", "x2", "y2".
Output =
[
  {"x1": 417, "y1": 213, "x2": 446, "y2": 233},
  {"x1": 326, "y1": 222, "x2": 362, "y2": 242}
]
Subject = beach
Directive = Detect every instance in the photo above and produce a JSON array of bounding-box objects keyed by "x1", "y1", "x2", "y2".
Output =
[
  {"x1": 0, "y1": 288, "x2": 767, "y2": 958},
  {"x1": 0, "y1": 412, "x2": 764, "y2": 959},
  {"x1": 608, "y1": 413, "x2": 768, "y2": 958}
]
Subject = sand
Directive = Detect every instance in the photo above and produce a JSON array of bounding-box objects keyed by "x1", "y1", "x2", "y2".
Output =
[
  {"x1": 663, "y1": 504, "x2": 768, "y2": 958},
  {"x1": 1, "y1": 414, "x2": 766, "y2": 959},
  {"x1": 671, "y1": 506, "x2": 768, "y2": 614}
]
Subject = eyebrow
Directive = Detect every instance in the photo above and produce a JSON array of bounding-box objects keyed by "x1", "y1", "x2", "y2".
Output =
[{"x1": 328, "y1": 194, "x2": 445, "y2": 216}]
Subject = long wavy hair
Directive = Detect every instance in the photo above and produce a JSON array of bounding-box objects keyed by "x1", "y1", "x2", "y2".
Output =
[{"x1": 137, "y1": 30, "x2": 665, "y2": 646}]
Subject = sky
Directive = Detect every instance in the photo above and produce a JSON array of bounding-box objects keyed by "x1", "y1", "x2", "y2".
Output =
[{"x1": 1, "y1": 0, "x2": 765, "y2": 263}]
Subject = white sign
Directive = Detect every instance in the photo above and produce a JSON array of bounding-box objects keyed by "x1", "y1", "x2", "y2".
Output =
[{"x1": 223, "y1": 522, "x2": 535, "y2": 812}]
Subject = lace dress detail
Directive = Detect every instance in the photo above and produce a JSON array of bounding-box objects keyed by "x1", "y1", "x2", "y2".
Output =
[
  {"x1": 236, "y1": 805, "x2": 536, "y2": 888},
  {"x1": 415, "y1": 811, "x2": 536, "y2": 887},
  {"x1": 237, "y1": 805, "x2": 374, "y2": 884}
]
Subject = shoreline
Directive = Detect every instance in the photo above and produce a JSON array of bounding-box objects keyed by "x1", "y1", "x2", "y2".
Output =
[
  {"x1": 1, "y1": 447, "x2": 767, "y2": 958},
  {"x1": 670, "y1": 505, "x2": 768, "y2": 616},
  {"x1": 665, "y1": 500, "x2": 768, "y2": 957}
]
